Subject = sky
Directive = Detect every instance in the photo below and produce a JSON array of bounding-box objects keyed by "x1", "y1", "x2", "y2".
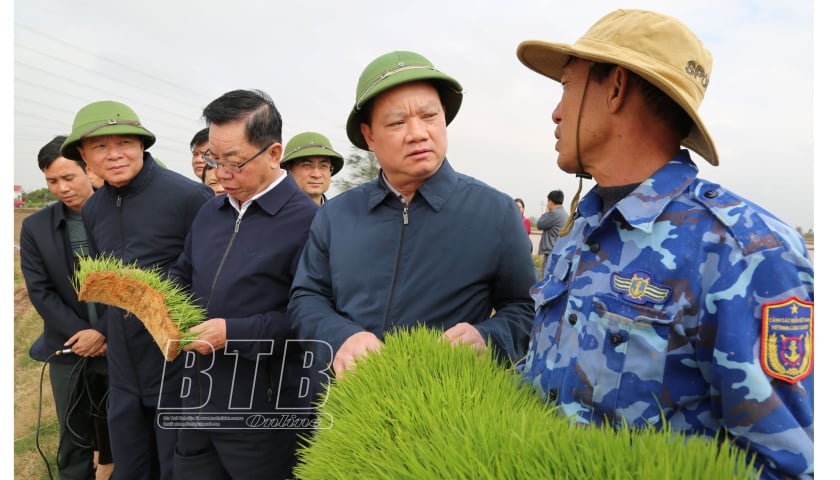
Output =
[
  {"x1": 11, "y1": 0, "x2": 815, "y2": 232},
  {"x1": 5, "y1": 0, "x2": 834, "y2": 476}
]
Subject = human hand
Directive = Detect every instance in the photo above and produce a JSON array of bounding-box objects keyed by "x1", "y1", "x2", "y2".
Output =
[
  {"x1": 182, "y1": 318, "x2": 227, "y2": 355},
  {"x1": 334, "y1": 331, "x2": 382, "y2": 380},
  {"x1": 64, "y1": 329, "x2": 106, "y2": 357},
  {"x1": 442, "y1": 323, "x2": 487, "y2": 355}
]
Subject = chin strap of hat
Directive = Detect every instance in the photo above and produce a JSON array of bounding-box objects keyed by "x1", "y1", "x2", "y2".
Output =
[{"x1": 558, "y1": 62, "x2": 594, "y2": 237}]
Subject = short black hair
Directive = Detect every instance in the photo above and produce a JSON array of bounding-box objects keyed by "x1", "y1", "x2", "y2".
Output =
[
  {"x1": 190, "y1": 127, "x2": 209, "y2": 150},
  {"x1": 203, "y1": 89, "x2": 283, "y2": 148},
  {"x1": 38, "y1": 135, "x2": 86, "y2": 171},
  {"x1": 590, "y1": 61, "x2": 692, "y2": 140},
  {"x1": 547, "y1": 190, "x2": 564, "y2": 205}
]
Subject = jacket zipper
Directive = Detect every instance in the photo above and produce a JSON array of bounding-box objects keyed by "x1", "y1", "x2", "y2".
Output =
[
  {"x1": 192, "y1": 212, "x2": 242, "y2": 414},
  {"x1": 206, "y1": 213, "x2": 242, "y2": 307},
  {"x1": 383, "y1": 197, "x2": 409, "y2": 331}
]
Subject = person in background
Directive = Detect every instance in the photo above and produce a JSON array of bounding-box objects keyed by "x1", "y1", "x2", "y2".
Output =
[
  {"x1": 515, "y1": 198, "x2": 531, "y2": 235},
  {"x1": 201, "y1": 164, "x2": 225, "y2": 195},
  {"x1": 170, "y1": 89, "x2": 319, "y2": 479},
  {"x1": 289, "y1": 50, "x2": 535, "y2": 383},
  {"x1": 61, "y1": 100, "x2": 212, "y2": 480},
  {"x1": 516, "y1": 9, "x2": 813, "y2": 478},
  {"x1": 536, "y1": 189, "x2": 567, "y2": 272},
  {"x1": 190, "y1": 127, "x2": 210, "y2": 180},
  {"x1": 86, "y1": 165, "x2": 105, "y2": 189},
  {"x1": 21, "y1": 135, "x2": 113, "y2": 480},
  {"x1": 280, "y1": 131, "x2": 344, "y2": 206}
]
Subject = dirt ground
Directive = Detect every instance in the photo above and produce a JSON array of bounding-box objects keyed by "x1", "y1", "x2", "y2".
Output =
[{"x1": 14, "y1": 208, "x2": 35, "y2": 314}]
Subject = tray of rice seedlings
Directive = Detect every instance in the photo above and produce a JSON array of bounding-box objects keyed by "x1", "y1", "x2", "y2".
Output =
[
  {"x1": 74, "y1": 255, "x2": 206, "y2": 361},
  {"x1": 295, "y1": 326, "x2": 759, "y2": 480}
]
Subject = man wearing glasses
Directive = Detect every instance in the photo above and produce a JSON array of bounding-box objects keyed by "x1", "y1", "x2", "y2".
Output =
[
  {"x1": 280, "y1": 131, "x2": 344, "y2": 206},
  {"x1": 169, "y1": 89, "x2": 319, "y2": 479}
]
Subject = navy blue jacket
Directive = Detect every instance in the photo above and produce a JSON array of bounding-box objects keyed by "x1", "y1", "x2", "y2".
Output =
[
  {"x1": 169, "y1": 175, "x2": 319, "y2": 416},
  {"x1": 82, "y1": 154, "x2": 212, "y2": 395},
  {"x1": 290, "y1": 159, "x2": 535, "y2": 363},
  {"x1": 21, "y1": 201, "x2": 106, "y2": 364}
]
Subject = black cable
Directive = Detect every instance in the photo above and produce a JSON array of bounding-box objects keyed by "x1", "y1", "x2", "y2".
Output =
[
  {"x1": 35, "y1": 351, "x2": 56, "y2": 480},
  {"x1": 61, "y1": 356, "x2": 94, "y2": 451},
  {"x1": 35, "y1": 348, "x2": 92, "y2": 480}
]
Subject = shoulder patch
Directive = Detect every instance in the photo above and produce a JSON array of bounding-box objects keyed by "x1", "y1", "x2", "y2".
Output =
[{"x1": 760, "y1": 297, "x2": 814, "y2": 384}]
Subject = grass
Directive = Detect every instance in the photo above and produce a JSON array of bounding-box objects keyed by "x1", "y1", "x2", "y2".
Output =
[
  {"x1": 14, "y1": 208, "x2": 60, "y2": 479},
  {"x1": 296, "y1": 327, "x2": 759, "y2": 479}
]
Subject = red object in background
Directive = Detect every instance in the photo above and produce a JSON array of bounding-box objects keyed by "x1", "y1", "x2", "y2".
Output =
[{"x1": 14, "y1": 185, "x2": 25, "y2": 207}]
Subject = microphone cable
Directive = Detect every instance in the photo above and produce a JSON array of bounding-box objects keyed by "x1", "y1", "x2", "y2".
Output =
[{"x1": 35, "y1": 347, "x2": 88, "y2": 480}]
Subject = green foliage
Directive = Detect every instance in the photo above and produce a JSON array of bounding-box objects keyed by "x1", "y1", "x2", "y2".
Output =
[
  {"x1": 332, "y1": 148, "x2": 380, "y2": 192},
  {"x1": 295, "y1": 327, "x2": 759, "y2": 480},
  {"x1": 74, "y1": 255, "x2": 206, "y2": 343},
  {"x1": 22, "y1": 188, "x2": 57, "y2": 208}
]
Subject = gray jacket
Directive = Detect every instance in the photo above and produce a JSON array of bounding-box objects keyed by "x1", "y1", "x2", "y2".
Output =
[{"x1": 536, "y1": 206, "x2": 569, "y2": 255}]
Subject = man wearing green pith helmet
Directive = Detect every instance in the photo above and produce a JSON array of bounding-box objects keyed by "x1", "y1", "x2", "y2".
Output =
[
  {"x1": 281, "y1": 131, "x2": 344, "y2": 206},
  {"x1": 289, "y1": 51, "x2": 535, "y2": 384},
  {"x1": 61, "y1": 100, "x2": 212, "y2": 479}
]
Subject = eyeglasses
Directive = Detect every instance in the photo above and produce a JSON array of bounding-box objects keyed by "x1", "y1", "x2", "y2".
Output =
[
  {"x1": 295, "y1": 160, "x2": 334, "y2": 174},
  {"x1": 203, "y1": 144, "x2": 271, "y2": 174}
]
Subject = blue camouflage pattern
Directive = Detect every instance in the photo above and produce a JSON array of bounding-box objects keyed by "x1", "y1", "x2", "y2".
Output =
[{"x1": 519, "y1": 151, "x2": 814, "y2": 479}]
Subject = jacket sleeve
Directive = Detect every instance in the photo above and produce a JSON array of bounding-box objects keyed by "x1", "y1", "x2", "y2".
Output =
[
  {"x1": 472, "y1": 202, "x2": 536, "y2": 363},
  {"x1": 705, "y1": 243, "x2": 814, "y2": 478},
  {"x1": 536, "y1": 210, "x2": 556, "y2": 230},
  {"x1": 19, "y1": 220, "x2": 91, "y2": 343},
  {"x1": 289, "y1": 211, "x2": 367, "y2": 356}
]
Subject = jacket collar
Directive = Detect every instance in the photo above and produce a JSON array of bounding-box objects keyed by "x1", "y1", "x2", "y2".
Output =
[
  {"x1": 48, "y1": 201, "x2": 70, "y2": 231},
  {"x1": 217, "y1": 174, "x2": 299, "y2": 216},
  {"x1": 578, "y1": 150, "x2": 699, "y2": 234},
  {"x1": 101, "y1": 152, "x2": 158, "y2": 196},
  {"x1": 368, "y1": 158, "x2": 458, "y2": 211}
]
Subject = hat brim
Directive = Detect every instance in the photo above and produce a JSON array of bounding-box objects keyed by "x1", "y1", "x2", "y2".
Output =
[
  {"x1": 517, "y1": 40, "x2": 718, "y2": 166},
  {"x1": 281, "y1": 147, "x2": 345, "y2": 176},
  {"x1": 346, "y1": 76, "x2": 463, "y2": 151},
  {"x1": 61, "y1": 125, "x2": 156, "y2": 162}
]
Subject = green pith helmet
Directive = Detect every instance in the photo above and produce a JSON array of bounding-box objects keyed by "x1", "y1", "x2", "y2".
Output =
[
  {"x1": 281, "y1": 131, "x2": 344, "y2": 176},
  {"x1": 346, "y1": 50, "x2": 463, "y2": 150},
  {"x1": 61, "y1": 100, "x2": 156, "y2": 161}
]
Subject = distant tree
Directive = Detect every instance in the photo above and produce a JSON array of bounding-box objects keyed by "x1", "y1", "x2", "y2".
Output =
[
  {"x1": 332, "y1": 148, "x2": 380, "y2": 193},
  {"x1": 23, "y1": 187, "x2": 57, "y2": 207}
]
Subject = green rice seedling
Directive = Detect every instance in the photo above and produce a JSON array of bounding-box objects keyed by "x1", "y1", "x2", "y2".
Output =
[
  {"x1": 74, "y1": 255, "x2": 206, "y2": 358},
  {"x1": 294, "y1": 326, "x2": 759, "y2": 480}
]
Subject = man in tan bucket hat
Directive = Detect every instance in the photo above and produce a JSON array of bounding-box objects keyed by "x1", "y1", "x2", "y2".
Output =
[{"x1": 515, "y1": 9, "x2": 813, "y2": 479}]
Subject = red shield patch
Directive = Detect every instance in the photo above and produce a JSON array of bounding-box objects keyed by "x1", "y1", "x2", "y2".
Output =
[{"x1": 760, "y1": 296, "x2": 814, "y2": 384}]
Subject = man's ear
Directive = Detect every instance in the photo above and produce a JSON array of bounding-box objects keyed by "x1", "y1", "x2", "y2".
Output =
[
  {"x1": 606, "y1": 66, "x2": 631, "y2": 113},
  {"x1": 360, "y1": 123, "x2": 374, "y2": 151}
]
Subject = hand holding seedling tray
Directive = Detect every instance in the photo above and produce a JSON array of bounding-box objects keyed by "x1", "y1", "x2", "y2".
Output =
[{"x1": 74, "y1": 255, "x2": 206, "y2": 361}]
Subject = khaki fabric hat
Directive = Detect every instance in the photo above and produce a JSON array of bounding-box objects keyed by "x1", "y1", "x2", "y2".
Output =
[
  {"x1": 61, "y1": 100, "x2": 156, "y2": 162},
  {"x1": 517, "y1": 9, "x2": 718, "y2": 165},
  {"x1": 281, "y1": 131, "x2": 344, "y2": 176},
  {"x1": 346, "y1": 50, "x2": 463, "y2": 150}
]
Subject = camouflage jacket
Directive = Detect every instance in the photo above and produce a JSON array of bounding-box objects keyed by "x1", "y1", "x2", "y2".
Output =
[{"x1": 520, "y1": 151, "x2": 814, "y2": 479}]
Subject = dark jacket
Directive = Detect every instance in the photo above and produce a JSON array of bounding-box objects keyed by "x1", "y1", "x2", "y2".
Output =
[
  {"x1": 290, "y1": 159, "x2": 536, "y2": 363},
  {"x1": 168, "y1": 175, "x2": 319, "y2": 416},
  {"x1": 82, "y1": 154, "x2": 212, "y2": 396},
  {"x1": 21, "y1": 201, "x2": 106, "y2": 364}
]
